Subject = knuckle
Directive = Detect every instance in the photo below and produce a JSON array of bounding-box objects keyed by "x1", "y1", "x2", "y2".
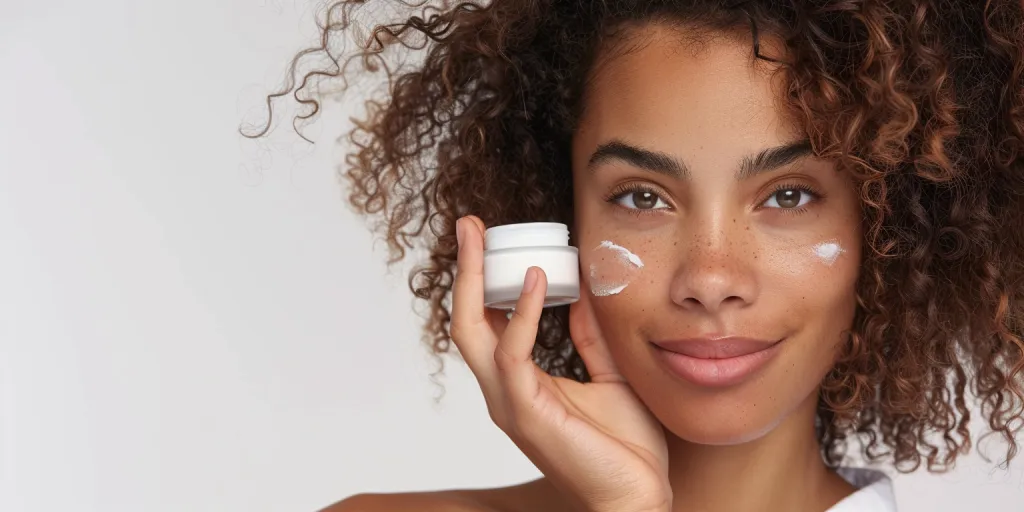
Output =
[
  {"x1": 493, "y1": 345, "x2": 517, "y2": 371},
  {"x1": 486, "y1": 404, "x2": 507, "y2": 429},
  {"x1": 486, "y1": 403, "x2": 521, "y2": 438},
  {"x1": 454, "y1": 249, "x2": 480, "y2": 272},
  {"x1": 449, "y1": 318, "x2": 484, "y2": 344},
  {"x1": 449, "y1": 322, "x2": 467, "y2": 342},
  {"x1": 571, "y1": 333, "x2": 595, "y2": 349},
  {"x1": 509, "y1": 307, "x2": 531, "y2": 323}
]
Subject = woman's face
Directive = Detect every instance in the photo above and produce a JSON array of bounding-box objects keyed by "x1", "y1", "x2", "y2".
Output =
[{"x1": 571, "y1": 26, "x2": 862, "y2": 445}]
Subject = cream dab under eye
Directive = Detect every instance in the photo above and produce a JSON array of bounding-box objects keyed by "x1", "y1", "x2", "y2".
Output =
[
  {"x1": 589, "y1": 240, "x2": 644, "y2": 296},
  {"x1": 812, "y1": 239, "x2": 846, "y2": 266}
]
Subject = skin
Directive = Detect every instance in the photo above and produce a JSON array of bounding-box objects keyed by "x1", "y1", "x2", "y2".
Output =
[
  {"x1": 571, "y1": 24, "x2": 863, "y2": 510},
  {"x1": 330, "y1": 24, "x2": 865, "y2": 512}
]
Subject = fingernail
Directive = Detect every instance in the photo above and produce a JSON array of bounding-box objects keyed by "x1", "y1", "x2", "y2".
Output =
[
  {"x1": 455, "y1": 218, "x2": 464, "y2": 248},
  {"x1": 522, "y1": 267, "x2": 538, "y2": 293}
]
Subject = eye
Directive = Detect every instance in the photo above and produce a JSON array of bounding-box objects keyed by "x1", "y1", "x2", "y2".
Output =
[
  {"x1": 611, "y1": 187, "x2": 670, "y2": 211},
  {"x1": 761, "y1": 186, "x2": 817, "y2": 209}
]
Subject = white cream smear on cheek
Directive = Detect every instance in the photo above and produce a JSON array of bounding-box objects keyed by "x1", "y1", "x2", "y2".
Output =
[
  {"x1": 812, "y1": 239, "x2": 846, "y2": 266},
  {"x1": 589, "y1": 240, "x2": 644, "y2": 297}
]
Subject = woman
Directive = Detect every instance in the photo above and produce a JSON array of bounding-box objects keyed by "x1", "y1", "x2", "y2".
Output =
[{"x1": 245, "y1": 1, "x2": 1024, "y2": 510}]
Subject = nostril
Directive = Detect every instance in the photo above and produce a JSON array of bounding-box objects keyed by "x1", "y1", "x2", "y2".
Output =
[
  {"x1": 679, "y1": 295, "x2": 745, "y2": 312},
  {"x1": 670, "y1": 266, "x2": 757, "y2": 312}
]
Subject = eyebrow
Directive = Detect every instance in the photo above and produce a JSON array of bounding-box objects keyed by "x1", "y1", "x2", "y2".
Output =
[
  {"x1": 586, "y1": 139, "x2": 814, "y2": 180},
  {"x1": 587, "y1": 140, "x2": 690, "y2": 178},
  {"x1": 737, "y1": 139, "x2": 814, "y2": 179}
]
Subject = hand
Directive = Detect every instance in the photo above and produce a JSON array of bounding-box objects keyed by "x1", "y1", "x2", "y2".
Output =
[{"x1": 449, "y1": 215, "x2": 672, "y2": 512}]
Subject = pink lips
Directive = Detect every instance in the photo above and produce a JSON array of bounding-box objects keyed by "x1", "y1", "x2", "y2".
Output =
[{"x1": 651, "y1": 336, "x2": 783, "y2": 387}]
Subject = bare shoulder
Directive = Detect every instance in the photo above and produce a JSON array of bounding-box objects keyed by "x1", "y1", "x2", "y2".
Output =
[{"x1": 321, "y1": 477, "x2": 566, "y2": 512}]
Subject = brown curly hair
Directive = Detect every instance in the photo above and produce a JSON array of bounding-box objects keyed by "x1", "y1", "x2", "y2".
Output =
[{"x1": 242, "y1": 0, "x2": 1024, "y2": 474}]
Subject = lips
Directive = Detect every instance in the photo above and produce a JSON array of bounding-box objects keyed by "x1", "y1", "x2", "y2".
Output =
[
  {"x1": 651, "y1": 337, "x2": 780, "y2": 359},
  {"x1": 650, "y1": 336, "x2": 783, "y2": 387}
]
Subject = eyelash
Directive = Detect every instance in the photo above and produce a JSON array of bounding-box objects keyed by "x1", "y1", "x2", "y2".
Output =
[
  {"x1": 757, "y1": 183, "x2": 825, "y2": 216},
  {"x1": 604, "y1": 182, "x2": 670, "y2": 217},
  {"x1": 604, "y1": 182, "x2": 826, "y2": 216}
]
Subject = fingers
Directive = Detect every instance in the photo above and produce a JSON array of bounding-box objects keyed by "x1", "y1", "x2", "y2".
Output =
[
  {"x1": 450, "y1": 215, "x2": 497, "y2": 380},
  {"x1": 485, "y1": 308, "x2": 510, "y2": 338},
  {"x1": 569, "y1": 290, "x2": 625, "y2": 383},
  {"x1": 450, "y1": 217, "x2": 554, "y2": 434},
  {"x1": 494, "y1": 267, "x2": 547, "y2": 402}
]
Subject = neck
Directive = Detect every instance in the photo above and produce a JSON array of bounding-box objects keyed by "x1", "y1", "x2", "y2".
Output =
[{"x1": 664, "y1": 394, "x2": 854, "y2": 512}]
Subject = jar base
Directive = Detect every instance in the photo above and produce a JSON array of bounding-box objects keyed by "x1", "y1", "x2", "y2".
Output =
[
  {"x1": 484, "y1": 295, "x2": 579, "y2": 310},
  {"x1": 484, "y1": 283, "x2": 579, "y2": 310}
]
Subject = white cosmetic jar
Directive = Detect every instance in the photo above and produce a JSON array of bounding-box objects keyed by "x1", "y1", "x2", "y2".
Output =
[{"x1": 483, "y1": 222, "x2": 580, "y2": 309}]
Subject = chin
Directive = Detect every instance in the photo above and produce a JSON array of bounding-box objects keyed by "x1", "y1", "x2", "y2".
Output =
[
  {"x1": 664, "y1": 411, "x2": 788, "y2": 445},
  {"x1": 631, "y1": 369, "x2": 814, "y2": 447}
]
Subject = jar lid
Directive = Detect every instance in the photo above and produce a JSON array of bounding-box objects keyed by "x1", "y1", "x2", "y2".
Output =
[{"x1": 484, "y1": 222, "x2": 569, "y2": 251}]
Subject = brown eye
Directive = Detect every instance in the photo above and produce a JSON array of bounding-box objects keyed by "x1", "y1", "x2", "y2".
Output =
[
  {"x1": 762, "y1": 187, "x2": 815, "y2": 209},
  {"x1": 632, "y1": 190, "x2": 659, "y2": 209},
  {"x1": 612, "y1": 187, "x2": 669, "y2": 211},
  {"x1": 775, "y1": 189, "x2": 801, "y2": 208}
]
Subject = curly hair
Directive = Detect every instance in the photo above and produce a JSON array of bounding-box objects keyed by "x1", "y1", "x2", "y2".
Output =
[{"x1": 242, "y1": 0, "x2": 1024, "y2": 474}]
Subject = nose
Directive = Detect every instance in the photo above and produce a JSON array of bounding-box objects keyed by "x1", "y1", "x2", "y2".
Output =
[{"x1": 669, "y1": 225, "x2": 758, "y2": 314}]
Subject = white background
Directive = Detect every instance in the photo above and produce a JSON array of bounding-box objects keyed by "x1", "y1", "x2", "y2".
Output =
[{"x1": 1, "y1": 1, "x2": 1022, "y2": 511}]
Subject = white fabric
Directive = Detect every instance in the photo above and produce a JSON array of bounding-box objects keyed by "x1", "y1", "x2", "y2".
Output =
[{"x1": 826, "y1": 467, "x2": 897, "y2": 511}]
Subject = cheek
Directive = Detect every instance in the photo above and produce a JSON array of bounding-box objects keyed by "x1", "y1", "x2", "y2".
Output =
[
  {"x1": 759, "y1": 232, "x2": 861, "y2": 357},
  {"x1": 577, "y1": 232, "x2": 673, "y2": 341},
  {"x1": 581, "y1": 228, "x2": 688, "y2": 294},
  {"x1": 586, "y1": 240, "x2": 645, "y2": 296},
  {"x1": 760, "y1": 226, "x2": 859, "y2": 292}
]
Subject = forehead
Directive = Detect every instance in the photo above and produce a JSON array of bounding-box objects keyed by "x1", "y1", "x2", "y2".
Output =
[{"x1": 575, "y1": 24, "x2": 800, "y2": 153}]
